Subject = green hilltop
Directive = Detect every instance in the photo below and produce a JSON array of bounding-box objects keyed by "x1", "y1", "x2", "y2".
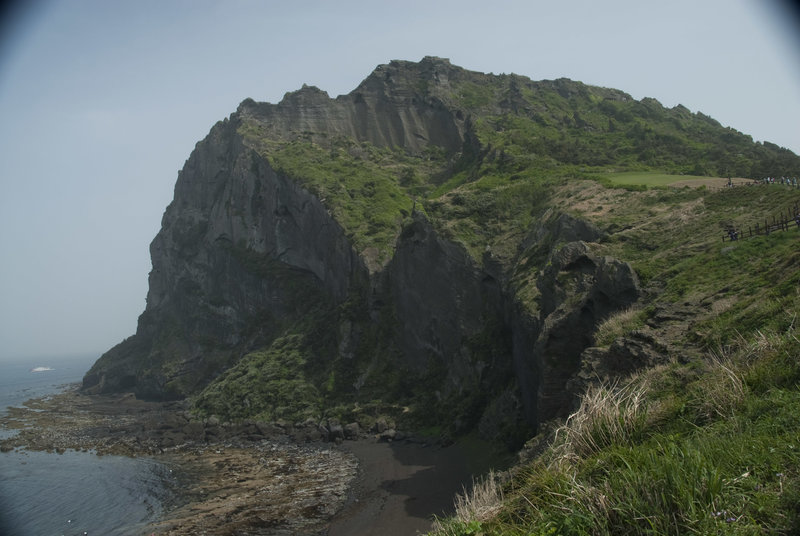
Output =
[{"x1": 237, "y1": 59, "x2": 799, "y2": 266}]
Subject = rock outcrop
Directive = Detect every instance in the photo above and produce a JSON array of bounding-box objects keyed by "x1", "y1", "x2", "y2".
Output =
[
  {"x1": 84, "y1": 57, "x2": 645, "y2": 444},
  {"x1": 238, "y1": 56, "x2": 469, "y2": 155},
  {"x1": 531, "y1": 241, "x2": 640, "y2": 418},
  {"x1": 84, "y1": 116, "x2": 368, "y2": 400}
]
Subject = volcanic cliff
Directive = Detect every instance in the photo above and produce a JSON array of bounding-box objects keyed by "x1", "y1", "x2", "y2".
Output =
[{"x1": 83, "y1": 57, "x2": 799, "y2": 445}]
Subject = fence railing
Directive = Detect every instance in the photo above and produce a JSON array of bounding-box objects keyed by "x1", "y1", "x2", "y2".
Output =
[
  {"x1": 704, "y1": 181, "x2": 800, "y2": 193},
  {"x1": 722, "y1": 202, "x2": 800, "y2": 242}
]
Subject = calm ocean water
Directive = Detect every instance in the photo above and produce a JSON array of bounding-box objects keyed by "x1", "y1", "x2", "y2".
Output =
[{"x1": 0, "y1": 355, "x2": 174, "y2": 536}]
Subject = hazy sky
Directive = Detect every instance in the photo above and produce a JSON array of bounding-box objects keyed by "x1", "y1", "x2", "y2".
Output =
[{"x1": 0, "y1": 0, "x2": 798, "y2": 362}]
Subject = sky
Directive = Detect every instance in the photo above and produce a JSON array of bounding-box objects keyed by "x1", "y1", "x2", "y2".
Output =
[{"x1": 0, "y1": 0, "x2": 798, "y2": 363}]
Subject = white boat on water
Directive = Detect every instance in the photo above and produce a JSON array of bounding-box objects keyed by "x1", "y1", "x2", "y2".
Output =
[{"x1": 30, "y1": 366, "x2": 54, "y2": 373}]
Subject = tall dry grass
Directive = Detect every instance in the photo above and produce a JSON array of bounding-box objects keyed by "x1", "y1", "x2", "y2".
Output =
[
  {"x1": 431, "y1": 471, "x2": 504, "y2": 534},
  {"x1": 690, "y1": 348, "x2": 747, "y2": 422},
  {"x1": 549, "y1": 381, "x2": 649, "y2": 467}
]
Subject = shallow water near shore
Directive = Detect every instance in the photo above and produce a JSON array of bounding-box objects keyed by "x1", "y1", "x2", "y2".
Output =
[
  {"x1": 0, "y1": 355, "x2": 175, "y2": 535},
  {"x1": 0, "y1": 356, "x2": 93, "y2": 421},
  {"x1": 0, "y1": 449, "x2": 175, "y2": 535}
]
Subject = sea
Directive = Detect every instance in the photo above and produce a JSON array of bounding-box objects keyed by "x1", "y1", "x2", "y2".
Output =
[{"x1": 0, "y1": 355, "x2": 174, "y2": 536}]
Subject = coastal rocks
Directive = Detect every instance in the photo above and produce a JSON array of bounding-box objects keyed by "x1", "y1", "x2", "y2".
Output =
[
  {"x1": 344, "y1": 422, "x2": 360, "y2": 440},
  {"x1": 319, "y1": 420, "x2": 345, "y2": 442},
  {"x1": 0, "y1": 390, "x2": 360, "y2": 535},
  {"x1": 378, "y1": 428, "x2": 398, "y2": 442},
  {"x1": 0, "y1": 389, "x2": 372, "y2": 461},
  {"x1": 2, "y1": 386, "x2": 491, "y2": 536},
  {"x1": 372, "y1": 416, "x2": 391, "y2": 434},
  {"x1": 151, "y1": 443, "x2": 358, "y2": 536}
]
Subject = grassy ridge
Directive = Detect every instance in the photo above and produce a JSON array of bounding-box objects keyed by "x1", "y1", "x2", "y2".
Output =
[
  {"x1": 237, "y1": 67, "x2": 800, "y2": 274},
  {"x1": 429, "y1": 181, "x2": 800, "y2": 535},
  {"x1": 451, "y1": 76, "x2": 800, "y2": 178},
  {"x1": 432, "y1": 326, "x2": 800, "y2": 535}
]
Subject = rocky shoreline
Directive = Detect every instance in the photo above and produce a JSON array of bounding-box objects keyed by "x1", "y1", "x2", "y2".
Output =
[{"x1": 0, "y1": 386, "x2": 484, "y2": 535}]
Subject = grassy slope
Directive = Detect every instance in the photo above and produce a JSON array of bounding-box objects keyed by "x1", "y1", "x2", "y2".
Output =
[
  {"x1": 432, "y1": 329, "x2": 800, "y2": 535},
  {"x1": 430, "y1": 180, "x2": 800, "y2": 535},
  {"x1": 448, "y1": 75, "x2": 799, "y2": 179},
  {"x1": 236, "y1": 70, "x2": 800, "y2": 271}
]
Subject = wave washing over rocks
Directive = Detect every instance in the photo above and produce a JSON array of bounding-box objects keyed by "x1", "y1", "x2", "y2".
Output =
[{"x1": 0, "y1": 387, "x2": 483, "y2": 535}]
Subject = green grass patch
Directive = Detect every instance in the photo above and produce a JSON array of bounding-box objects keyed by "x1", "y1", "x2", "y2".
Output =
[
  {"x1": 193, "y1": 334, "x2": 322, "y2": 423},
  {"x1": 267, "y1": 140, "x2": 412, "y2": 263},
  {"x1": 238, "y1": 121, "x2": 457, "y2": 265},
  {"x1": 593, "y1": 307, "x2": 649, "y2": 347}
]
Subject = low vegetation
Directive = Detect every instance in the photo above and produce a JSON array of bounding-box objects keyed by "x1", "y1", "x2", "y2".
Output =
[
  {"x1": 430, "y1": 325, "x2": 800, "y2": 535},
  {"x1": 421, "y1": 158, "x2": 800, "y2": 534},
  {"x1": 593, "y1": 307, "x2": 647, "y2": 347},
  {"x1": 193, "y1": 334, "x2": 322, "y2": 423}
]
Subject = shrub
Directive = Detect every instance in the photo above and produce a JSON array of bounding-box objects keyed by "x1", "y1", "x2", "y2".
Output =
[{"x1": 193, "y1": 334, "x2": 322, "y2": 422}]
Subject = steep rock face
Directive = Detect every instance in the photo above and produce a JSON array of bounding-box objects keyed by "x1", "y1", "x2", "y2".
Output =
[
  {"x1": 84, "y1": 57, "x2": 644, "y2": 441},
  {"x1": 390, "y1": 214, "x2": 504, "y2": 371},
  {"x1": 379, "y1": 214, "x2": 639, "y2": 431},
  {"x1": 84, "y1": 117, "x2": 368, "y2": 399},
  {"x1": 532, "y1": 241, "x2": 640, "y2": 419},
  {"x1": 239, "y1": 56, "x2": 468, "y2": 155},
  {"x1": 386, "y1": 214, "x2": 517, "y2": 434},
  {"x1": 153, "y1": 117, "x2": 363, "y2": 304}
]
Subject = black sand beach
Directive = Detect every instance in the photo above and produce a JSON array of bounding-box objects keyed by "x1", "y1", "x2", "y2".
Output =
[{"x1": 330, "y1": 440, "x2": 482, "y2": 535}]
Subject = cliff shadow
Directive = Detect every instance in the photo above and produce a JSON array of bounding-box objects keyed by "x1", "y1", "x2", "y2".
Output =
[{"x1": 329, "y1": 438, "x2": 501, "y2": 536}]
